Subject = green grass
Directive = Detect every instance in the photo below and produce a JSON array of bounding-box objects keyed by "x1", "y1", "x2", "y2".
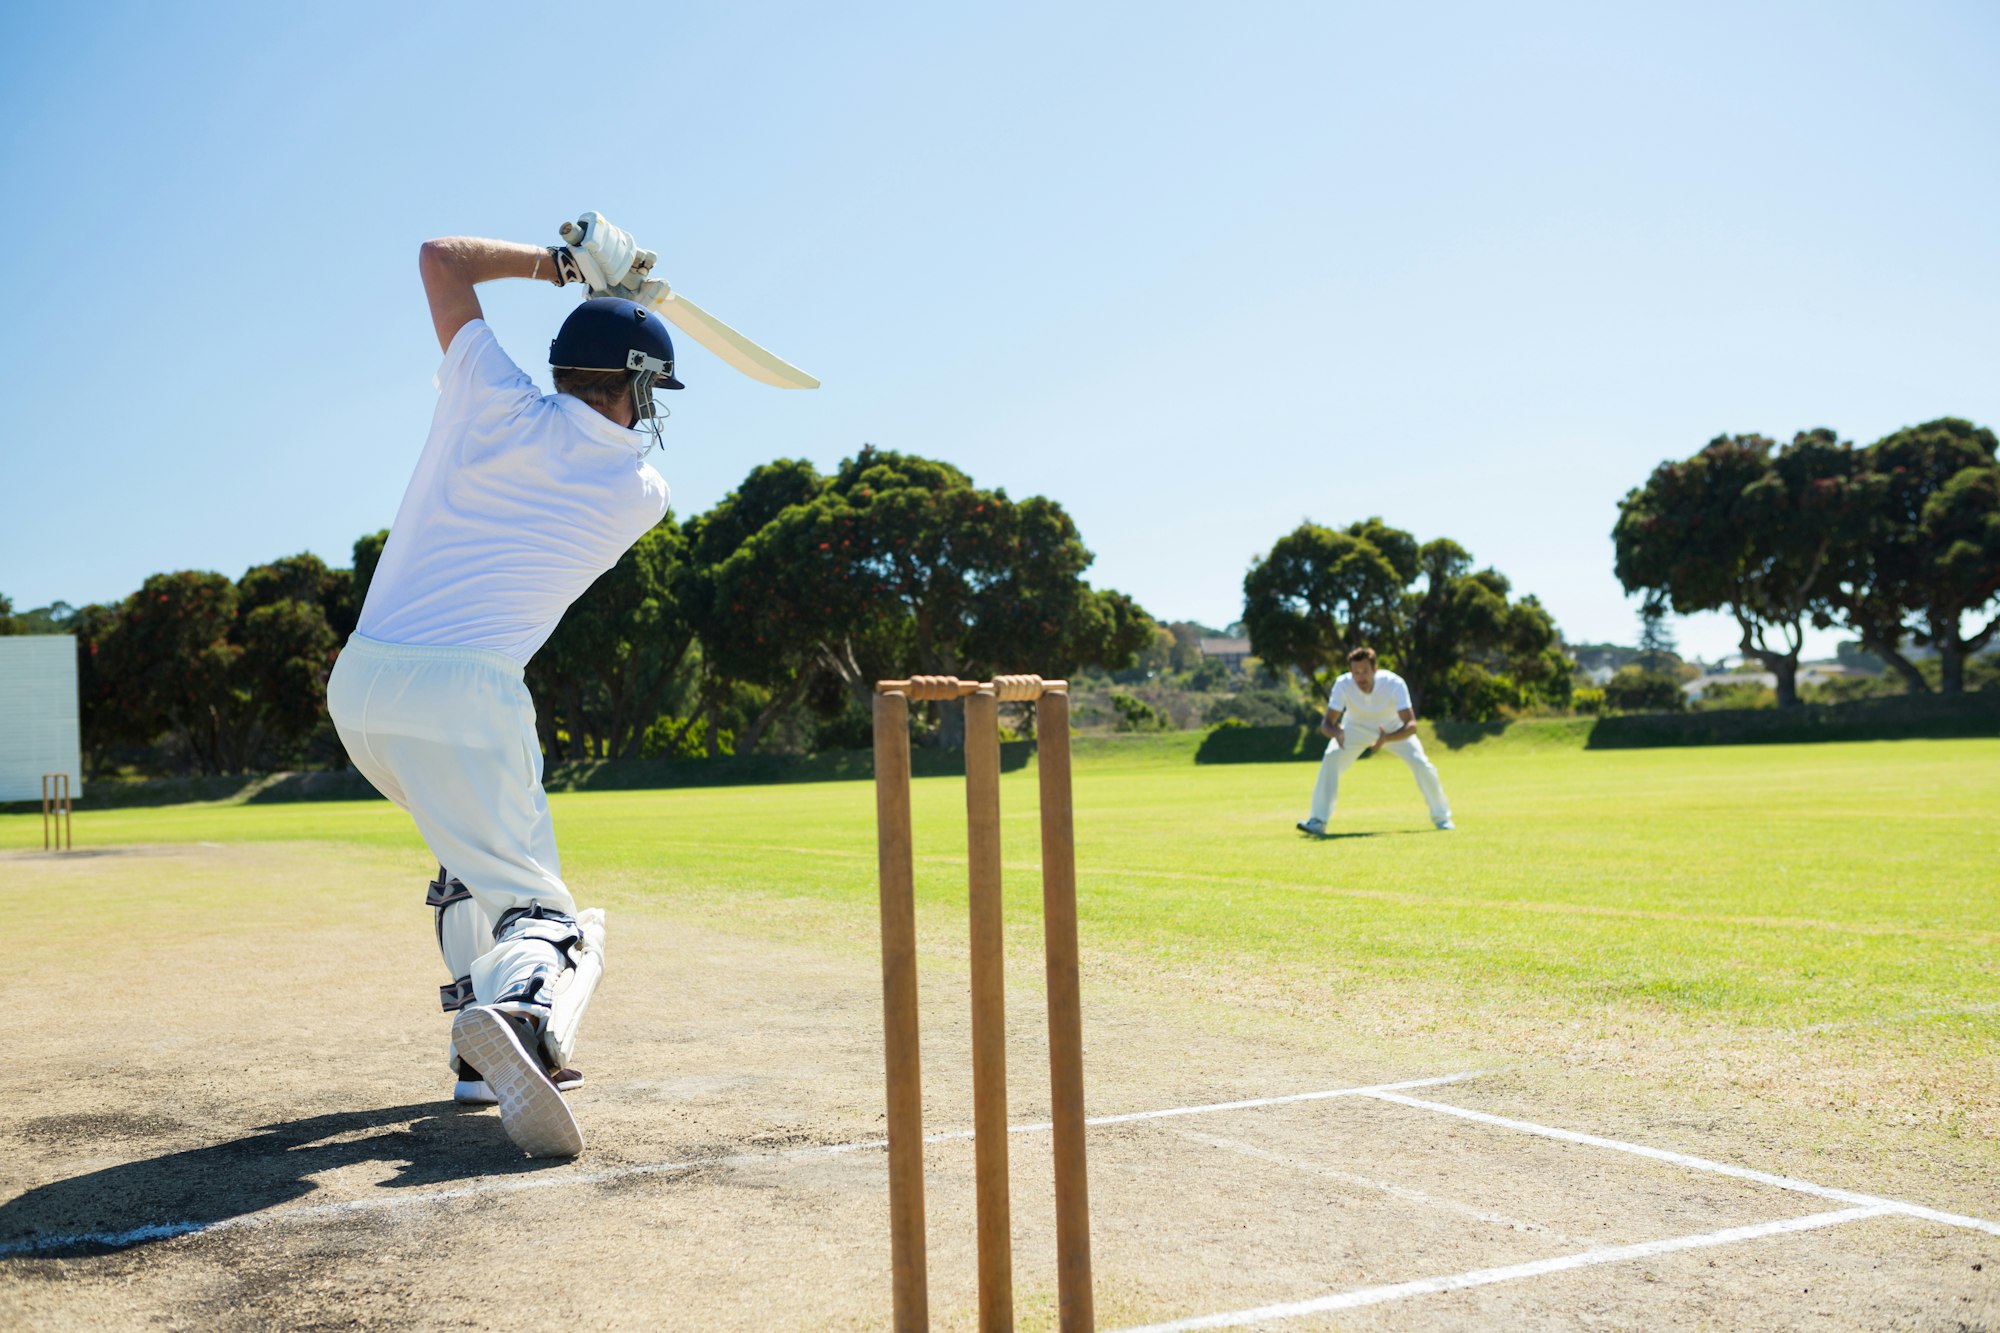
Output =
[
  {"x1": 10, "y1": 737, "x2": 1998, "y2": 1129},
  {"x1": 15, "y1": 736, "x2": 2000, "y2": 1216}
]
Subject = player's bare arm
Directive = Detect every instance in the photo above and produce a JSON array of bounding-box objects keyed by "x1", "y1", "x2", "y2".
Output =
[
  {"x1": 417, "y1": 237, "x2": 569, "y2": 353},
  {"x1": 1369, "y1": 708, "x2": 1418, "y2": 752},
  {"x1": 1319, "y1": 706, "x2": 1344, "y2": 744}
]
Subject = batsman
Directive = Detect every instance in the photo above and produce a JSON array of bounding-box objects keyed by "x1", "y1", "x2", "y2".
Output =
[{"x1": 328, "y1": 212, "x2": 813, "y2": 1157}]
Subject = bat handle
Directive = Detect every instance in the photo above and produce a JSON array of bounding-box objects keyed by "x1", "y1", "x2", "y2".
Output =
[{"x1": 559, "y1": 220, "x2": 583, "y2": 244}]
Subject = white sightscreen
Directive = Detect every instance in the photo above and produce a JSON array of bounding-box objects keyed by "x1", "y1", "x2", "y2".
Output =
[{"x1": 0, "y1": 636, "x2": 82, "y2": 801}]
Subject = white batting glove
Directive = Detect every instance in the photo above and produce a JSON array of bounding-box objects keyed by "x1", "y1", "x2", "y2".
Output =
[
  {"x1": 609, "y1": 275, "x2": 671, "y2": 306},
  {"x1": 557, "y1": 211, "x2": 654, "y2": 293}
]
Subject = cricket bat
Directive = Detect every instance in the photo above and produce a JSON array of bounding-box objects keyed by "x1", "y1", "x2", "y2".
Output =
[{"x1": 560, "y1": 216, "x2": 820, "y2": 390}]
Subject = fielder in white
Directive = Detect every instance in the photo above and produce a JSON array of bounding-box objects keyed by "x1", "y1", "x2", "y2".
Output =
[
  {"x1": 328, "y1": 216, "x2": 681, "y2": 1157},
  {"x1": 1297, "y1": 647, "x2": 1454, "y2": 835}
]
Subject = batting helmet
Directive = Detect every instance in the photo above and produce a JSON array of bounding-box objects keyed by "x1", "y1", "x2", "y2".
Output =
[{"x1": 549, "y1": 297, "x2": 684, "y2": 390}]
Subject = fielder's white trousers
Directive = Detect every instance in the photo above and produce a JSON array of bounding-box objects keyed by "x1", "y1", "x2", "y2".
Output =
[
  {"x1": 1308, "y1": 731, "x2": 1451, "y2": 825},
  {"x1": 329, "y1": 635, "x2": 575, "y2": 1019}
]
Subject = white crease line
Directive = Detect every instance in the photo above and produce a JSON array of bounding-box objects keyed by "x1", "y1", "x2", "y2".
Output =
[
  {"x1": 1113, "y1": 1204, "x2": 1900, "y2": 1332},
  {"x1": 0, "y1": 1072, "x2": 1482, "y2": 1258},
  {"x1": 1368, "y1": 1091, "x2": 2000, "y2": 1238},
  {"x1": 1164, "y1": 1126, "x2": 1591, "y2": 1247},
  {"x1": 1063, "y1": 1070, "x2": 1484, "y2": 1133}
]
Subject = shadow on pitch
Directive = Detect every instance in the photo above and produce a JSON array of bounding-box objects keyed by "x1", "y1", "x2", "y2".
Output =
[{"x1": 0, "y1": 1100, "x2": 547, "y2": 1260}]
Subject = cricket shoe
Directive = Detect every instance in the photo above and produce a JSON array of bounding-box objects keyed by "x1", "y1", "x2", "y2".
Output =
[
  {"x1": 1434, "y1": 817, "x2": 1455, "y2": 830},
  {"x1": 1296, "y1": 818, "x2": 1327, "y2": 836},
  {"x1": 449, "y1": 1006, "x2": 584, "y2": 1157},
  {"x1": 454, "y1": 1066, "x2": 585, "y2": 1106}
]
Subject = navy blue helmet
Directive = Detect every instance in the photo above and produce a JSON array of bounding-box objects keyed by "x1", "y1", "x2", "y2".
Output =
[{"x1": 549, "y1": 297, "x2": 684, "y2": 390}]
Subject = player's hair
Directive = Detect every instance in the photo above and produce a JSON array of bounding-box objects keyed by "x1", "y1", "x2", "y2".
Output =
[
  {"x1": 553, "y1": 367, "x2": 635, "y2": 415},
  {"x1": 1347, "y1": 646, "x2": 1377, "y2": 665}
]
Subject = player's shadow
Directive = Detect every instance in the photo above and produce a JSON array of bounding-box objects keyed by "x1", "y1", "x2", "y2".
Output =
[
  {"x1": 1298, "y1": 829, "x2": 1428, "y2": 841},
  {"x1": 0, "y1": 1101, "x2": 547, "y2": 1260}
]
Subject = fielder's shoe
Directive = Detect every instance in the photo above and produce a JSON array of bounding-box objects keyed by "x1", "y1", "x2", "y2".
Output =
[
  {"x1": 454, "y1": 1066, "x2": 585, "y2": 1106},
  {"x1": 1434, "y1": 816, "x2": 1455, "y2": 830},
  {"x1": 450, "y1": 1006, "x2": 584, "y2": 1157},
  {"x1": 1296, "y1": 818, "x2": 1327, "y2": 836}
]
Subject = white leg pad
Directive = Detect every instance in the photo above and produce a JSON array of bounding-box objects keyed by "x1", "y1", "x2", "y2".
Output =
[
  {"x1": 469, "y1": 905, "x2": 579, "y2": 1013},
  {"x1": 428, "y1": 866, "x2": 499, "y2": 1015},
  {"x1": 543, "y1": 908, "x2": 606, "y2": 1069}
]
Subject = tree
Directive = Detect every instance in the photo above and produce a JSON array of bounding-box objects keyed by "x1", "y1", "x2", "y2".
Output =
[
  {"x1": 702, "y1": 447, "x2": 1152, "y2": 747},
  {"x1": 96, "y1": 569, "x2": 337, "y2": 774},
  {"x1": 1240, "y1": 521, "x2": 1407, "y2": 694},
  {"x1": 1244, "y1": 521, "x2": 1569, "y2": 718},
  {"x1": 1398, "y1": 540, "x2": 1570, "y2": 719},
  {"x1": 98, "y1": 572, "x2": 241, "y2": 772},
  {"x1": 232, "y1": 597, "x2": 339, "y2": 760},
  {"x1": 680, "y1": 459, "x2": 837, "y2": 755},
  {"x1": 527, "y1": 516, "x2": 695, "y2": 761},
  {"x1": 1614, "y1": 430, "x2": 1868, "y2": 707},
  {"x1": 66, "y1": 603, "x2": 127, "y2": 776},
  {"x1": 1636, "y1": 598, "x2": 1676, "y2": 673},
  {"x1": 349, "y1": 530, "x2": 390, "y2": 628},
  {"x1": 1603, "y1": 665, "x2": 1686, "y2": 713},
  {"x1": 1830, "y1": 419, "x2": 2000, "y2": 693},
  {"x1": 239, "y1": 552, "x2": 356, "y2": 642},
  {"x1": 1161, "y1": 622, "x2": 1214, "y2": 674}
]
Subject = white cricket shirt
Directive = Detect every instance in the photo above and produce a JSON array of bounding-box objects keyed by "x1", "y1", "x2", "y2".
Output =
[
  {"x1": 357, "y1": 320, "x2": 671, "y2": 664},
  {"x1": 1327, "y1": 670, "x2": 1413, "y2": 730}
]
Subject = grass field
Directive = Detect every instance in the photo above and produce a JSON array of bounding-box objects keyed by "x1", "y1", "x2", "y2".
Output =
[
  {"x1": 11, "y1": 735, "x2": 1999, "y2": 1139},
  {"x1": 6, "y1": 734, "x2": 1997, "y2": 1327}
]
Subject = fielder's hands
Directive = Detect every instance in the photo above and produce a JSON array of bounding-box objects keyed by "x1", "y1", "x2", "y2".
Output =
[{"x1": 556, "y1": 211, "x2": 658, "y2": 296}]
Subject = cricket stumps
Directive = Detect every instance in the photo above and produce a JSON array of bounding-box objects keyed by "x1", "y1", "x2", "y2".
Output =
[{"x1": 873, "y1": 674, "x2": 1094, "y2": 1332}]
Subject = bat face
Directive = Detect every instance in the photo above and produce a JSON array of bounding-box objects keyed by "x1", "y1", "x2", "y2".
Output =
[
  {"x1": 557, "y1": 212, "x2": 819, "y2": 390},
  {"x1": 643, "y1": 285, "x2": 820, "y2": 390}
]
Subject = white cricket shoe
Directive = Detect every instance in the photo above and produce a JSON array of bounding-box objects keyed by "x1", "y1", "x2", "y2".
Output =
[
  {"x1": 1434, "y1": 817, "x2": 1455, "y2": 830},
  {"x1": 454, "y1": 1067, "x2": 584, "y2": 1106},
  {"x1": 1296, "y1": 818, "x2": 1327, "y2": 836},
  {"x1": 449, "y1": 1006, "x2": 584, "y2": 1158}
]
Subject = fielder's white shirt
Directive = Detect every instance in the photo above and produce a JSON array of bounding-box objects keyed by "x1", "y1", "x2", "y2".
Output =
[
  {"x1": 1328, "y1": 670, "x2": 1413, "y2": 730},
  {"x1": 358, "y1": 320, "x2": 671, "y2": 664}
]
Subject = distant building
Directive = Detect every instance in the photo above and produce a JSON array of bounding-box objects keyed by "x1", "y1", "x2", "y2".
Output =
[
  {"x1": 1198, "y1": 636, "x2": 1253, "y2": 670},
  {"x1": 1682, "y1": 662, "x2": 1863, "y2": 698}
]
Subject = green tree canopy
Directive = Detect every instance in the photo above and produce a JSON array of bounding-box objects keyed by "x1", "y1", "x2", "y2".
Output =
[
  {"x1": 1240, "y1": 521, "x2": 1406, "y2": 691},
  {"x1": 350, "y1": 530, "x2": 390, "y2": 620},
  {"x1": 1243, "y1": 520, "x2": 1569, "y2": 718},
  {"x1": 698, "y1": 446, "x2": 1152, "y2": 745},
  {"x1": 680, "y1": 458, "x2": 838, "y2": 754},
  {"x1": 95, "y1": 569, "x2": 336, "y2": 774},
  {"x1": 1833, "y1": 418, "x2": 2000, "y2": 693},
  {"x1": 1403, "y1": 540, "x2": 1572, "y2": 719},
  {"x1": 240, "y1": 552, "x2": 357, "y2": 641},
  {"x1": 1614, "y1": 430, "x2": 1870, "y2": 707},
  {"x1": 528, "y1": 515, "x2": 694, "y2": 761}
]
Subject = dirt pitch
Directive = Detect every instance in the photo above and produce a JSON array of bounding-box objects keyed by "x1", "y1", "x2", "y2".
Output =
[{"x1": 4, "y1": 842, "x2": 1995, "y2": 1331}]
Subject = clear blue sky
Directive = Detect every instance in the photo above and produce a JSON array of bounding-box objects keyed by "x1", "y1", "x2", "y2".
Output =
[{"x1": 3, "y1": 0, "x2": 1995, "y2": 661}]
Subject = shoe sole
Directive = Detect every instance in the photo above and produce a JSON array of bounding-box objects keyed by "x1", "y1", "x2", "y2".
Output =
[
  {"x1": 449, "y1": 1008, "x2": 584, "y2": 1158},
  {"x1": 454, "y1": 1072, "x2": 584, "y2": 1107}
]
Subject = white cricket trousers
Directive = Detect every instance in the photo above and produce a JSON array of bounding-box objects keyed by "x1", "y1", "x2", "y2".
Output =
[
  {"x1": 1308, "y1": 732, "x2": 1451, "y2": 825},
  {"x1": 328, "y1": 635, "x2": 575, "y2": 1011}
]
